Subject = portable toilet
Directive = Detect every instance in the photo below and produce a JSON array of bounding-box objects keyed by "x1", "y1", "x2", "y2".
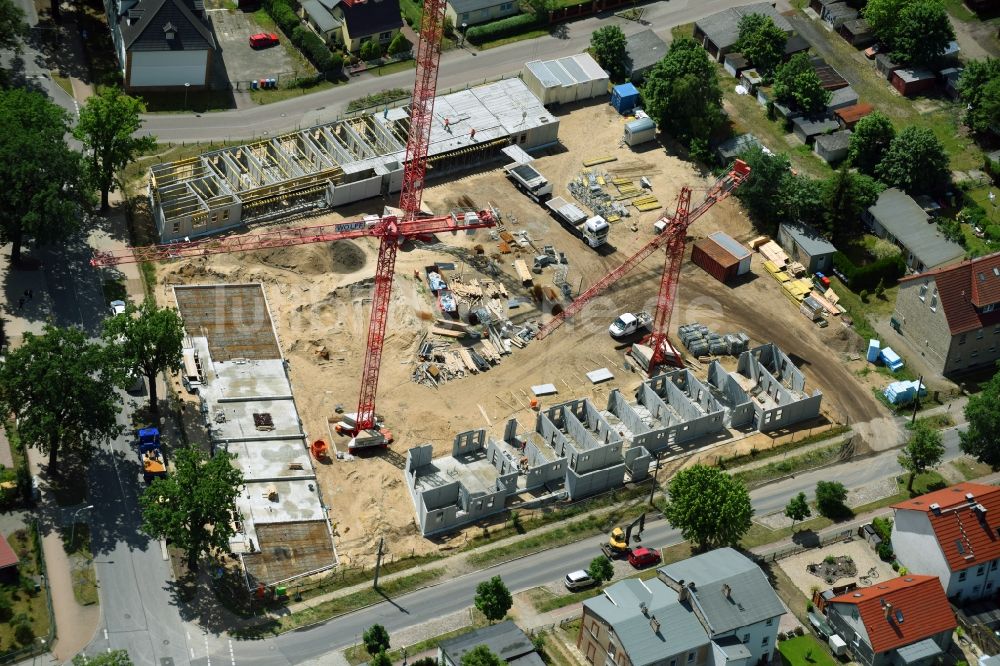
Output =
[
  {"x1": 611, "y1": 83, "x2": 640, "y2": 114},
  {"x1": 268, "y1": 78, "x2": 276, "y2": 89},
  {"x1": 624, "y1": 117, "x2": 656, "y2": 146},
  {"x1": 250, "y1": 79, "x2": 258, "y2": 90},
  {"x1": 866, "y1": 339, "x2": 879, "y2": 363}
]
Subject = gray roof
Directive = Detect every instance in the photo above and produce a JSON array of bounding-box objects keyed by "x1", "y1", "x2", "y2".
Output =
[
  {"x1": 868, "y1": 188, "x2": 965, "y2": 268},
  {"x1": 841, "y1": 17, "x2": 871, "y2": 35},
  {"x1": 659, "y1": 548, "x2": 785, "y2": 634},
  {"x1": 780, "y1": 222, "x2": 837, "y2": 257},
  {"x1": 895, "y1": 68, "x2": 936, "y2": 83},
  {"x1": 716, "y1": 133, "x2": 762, "y2": 160},
  {"x1": 815, "y1": 129, "x2": 852, "y2": 152},
  {"x1": 439, "y1": 622, "x2": 537, "y2": 664},
  {"x1": 121, "y1": 0, "x2": 214, "y2": 52},
  {"x1": 895, "y1": 638, "x2": 944, "y2": 663},
  {"x1": 824, "y1": 3, "x2": 858, "y2": 19},
  {"x1": 585, "y1": 579, "x2": 709, "y2": 666},
  {"x1": 827, "y1": 85, "x2": 858, "y2": 108},
  {"x1": 625, "y1": 29, "x2": 668, "y2": 77},
  {"x1": 792, "y1": 116, "x2": 841, "y2": 137},
  {"x1": 448, "y1": 0, "x2": 509, "y2": 13},
  {"x1": 713, "y1": 636, "x2": 752, "y2": 660},
  {"x1": 301, "y1": 0, "x2": 341, "y2": 33},
  {"x1": 695, "y1": 3, "x2": 792, "y2": 51},
  {"x1": 785, "y1": 33, "x2": 810, "y2": 55}
]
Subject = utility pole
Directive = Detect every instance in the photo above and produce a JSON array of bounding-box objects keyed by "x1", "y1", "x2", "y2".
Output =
[
  {"x1": 648, "y1": 454, "x2": 661, "y2": 506},
  {"x1": 911, "y1": 374, "x2": 924, "y2": 425},
  {"x1": 373, "y1": 536, "x2": 385, "y2": 589}
]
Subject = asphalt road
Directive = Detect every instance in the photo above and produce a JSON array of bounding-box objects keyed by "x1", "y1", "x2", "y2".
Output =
[
  {"x1": 138, "y1": 0, "x2": 791, "y2": 143},
  {"x1": 4, "y1": 0, "x2": 79, "y2": 120}
]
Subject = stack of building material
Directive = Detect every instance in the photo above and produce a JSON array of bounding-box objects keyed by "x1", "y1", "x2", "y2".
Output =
[
  {"x1": 677, "y1": 323, "x2": 749, "y2": 358},
  {"x1": 884, "y1": 379, "x2": 926, "y2": 405},
  {"x1": 781, "y1": 277, "x2": 814, "y2": 304},
  {"x1": 879, "y1": 347, "x2": 904, "y2": 372},
  {"x1": 866, "y1": 339, "x2": 880, "y2": 362},
  {"x1": 800, "y1": 295, "x2": 825, "y2": 321},
  {"x1": 758, "y1": 240, "x2": 788, "y2": 268}
]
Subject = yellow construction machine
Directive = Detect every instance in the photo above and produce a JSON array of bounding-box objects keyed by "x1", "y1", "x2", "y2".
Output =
[{"x1": 601, "y1": 513, "x2": 646, "y2": 559}]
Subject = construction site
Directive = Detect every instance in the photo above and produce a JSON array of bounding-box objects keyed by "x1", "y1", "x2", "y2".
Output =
[{"x1": 99, "y1": 9, "x2": 902, "y2": 577}]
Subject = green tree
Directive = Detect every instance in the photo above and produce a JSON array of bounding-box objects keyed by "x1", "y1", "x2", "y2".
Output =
[
  {"x1": 642, "y1": 37, "x2": 724, "y2": 149},
  {"x1": 0, "y1": 88, "x2": 89, "y2": 265},
  {"x1": 960, "y1": 369, "x2": 1000, "y2": 468},
  {"x1": 462, "y1": 645, "x2": 506, "y2": 666},
  {"x1": 959, "y1": 58, "x2": 1000, "y2": 134},
  {"x1": 863, "y1": 0, "x2": 906, "y2": 43},
  {"x1": 73, "y1": 650, "x2": 134, "y2": 666},
  {"x1": 590, "y1": 25, "x2": 629, "y2": 82},
  {"x1": 103, "y1": 300, "x2": 185, "y2": 413},
  {"x1": 815, "y1": 480, "x2": 850, "y2": 519},
  {"x1": 140, "y1": 446, "x2": 244, "y2": 570},
  {"x1": 779, "y1": 173, "x2": 826, "y2": 230},
  {"x1": 822, "y1": 164, "x2": 883, "y2": 242},
  {"x1": 891, "y1": 0, "x2": 955, "y2": 67},
  {"x1": 899, "y1": 421, "x2": 945, "y2": 491},
  {"x1": 735, "y1": 13, "x2": 788, "y2": 77},
  {"x1": 474, "y1": 575, "x2": 512, "y2": 623},
  {"x1": 876, "y1": 126, "x2": 951, "y2": 195},
  {"x1": 773, "y1": 53, "x2": 830, "y2": 113},
  {"x1": 848, "y1": 111, "x2": 896, "y2": 176},
  {"x1": 386, "y1": 32, "x2": 412, "y2": 56},
  {"x1": 411, "y1": 659, "x2": 439, "y2": 666},
  {"x1": 587, "y1": 555, "x2": 614, "y2": 583},
  {"x1": 524, "y1": 0, "x2": 554, "y2": 17},
  {"x1": 784, "y1": 491, "x2": 811, "y2": 527},
  {"x1": 0, "y1": 325, "x2": 122, "y2": 476},
  {"x1": 73, "y1": 88, "x2": 157, "y2": 212},
  {"x1": 363, "y1": 624, "x2": 390, "y2": 656},
  {"x1": 360, "y1": 40, "x2": 380, "y2": 61},
  {"x1": 0, "y1": 0, "x2": 28, "y2": 50},
  {"x1": 734, "y1": 145, "x2": 792, "y2": 233},
  {"x1": 370, "y1": 651, "x2": 393, "y2": 666},
  {"x1": 662, "y1": 465, "x2": 753, "y2": 551}
]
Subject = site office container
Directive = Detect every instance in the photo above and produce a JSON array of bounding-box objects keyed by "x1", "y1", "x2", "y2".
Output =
[{"x1": 691, "y1": 237, "x2": 740, "y2": 283}]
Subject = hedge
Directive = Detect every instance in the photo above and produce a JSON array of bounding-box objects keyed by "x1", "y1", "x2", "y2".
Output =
[
  {"x1": 831, "y1": 251, "x2": 906, "y2": 292},
  {"x1": 263, "y1": 0, "x2": 343, "y2": 78},
  {"x1": 466, "y1": 13, "x2": 542, "y2": 45}
]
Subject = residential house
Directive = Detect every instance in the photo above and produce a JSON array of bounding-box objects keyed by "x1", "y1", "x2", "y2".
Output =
[
  {"x1": 578, "y1": 548, "x2": 783, "y2": 666},
  {"x1": 625, "y1": 29, "x2": 668, "y2": 83},
  {"x1": 864, "y1": 188, "x2": 965, "y2": 272},
  {"x1": 892, "y1": 252, "x2": 1000, "y2": 375},
  {"x1": 301, "y1": 0, "x2": 402, "y2": 52},
  {"x1": 445, "y1": 0, "x2": 518, "y2": 29},
  {"x1": 825, "y1": 575, "x2": 956, "y2": 666},
  {"x1": 778, "y1": 222, "x2": 837, "y2": 273},
  {"x1": 104, "y1": 0, "x2": 215, "y2": 90},
  {"x1": 693, "y1": 3, "x2": 792, "y2": 62},
  {"x1": 438, "y1": 621, "x2": 544, "y2": 666},
  {"x1": 0, "y1": 534, "x2": 19, "y2": 584},
  {"x1": 891, "y1": 482, "x2": 1000, "y2": 600},
  {"x1": 814, "y1": 130, "x2": 852, "y2": 164}
]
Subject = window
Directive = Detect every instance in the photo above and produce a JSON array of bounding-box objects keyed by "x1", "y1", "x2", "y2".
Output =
[
  {"x1": 172, "y1": 221, "x2": 181, "y2": 234},
  {"x1": 959, "y1": 571, "x2": 968, "y2": 582},
  {"x1": 984, "y1": 303, "x2": 996, "y2": 313},
  {"x1": 992, "y1": 560, "x2": 998, "y2": 570},
  {"x1": 762, "y1": 636, "x2": 769, "y2": 647},
  {"x1": 960, "y1": 333, "x2": 968, "y2": 345},
  {"x1": 766, "y1": 618, "x2": 774, "y2": 627},
  {"x1": 608, "y1": 644, "x2": 617, "y2": 659},
  {"x1": 995, "y1": 324, "x2": 1000, "y2": 335},
  {"x1": 978, "y1": 329, "x2": 985, "y2": 340},
  {"x1": 501, "y1": 1, "x2": 513, "y2": 8},
  {"x1": 975, "y1": 585, "x2": 982, "y2": 595},
  {"x1": 972, "y1": 350, "x2": 980, "y2": 358},
  {"x1": 379, "y1": 31, "x2": 391, "y2": 40},
  {"x1": 919, "y1": 284, "x2": 928, "y2": 301},
  {"x1": 461, "y1": 12, "x2": 469, "y2": 20},
  {"x1": 742, "y1": 634, "x2": 750, "y2": 644},
  {"x1": 978, "y1": 565, "x2": 985, "y2": 576},
  {"x1": 670, "y1": 660, "x2": 676, "y2": 666},
  {"x1": 687, "y1": 652, "x2": 695, "y2": 663},
  {"x1": 222, "y1": 210, "x2": 230, "y2": 221},
  {"x1": 930, "y1": 290, "x2": 938, "y2": 311}
]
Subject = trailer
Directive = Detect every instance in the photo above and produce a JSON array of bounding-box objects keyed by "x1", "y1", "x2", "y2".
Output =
[
  {"x1": 505, "y1": 161, "x2": 553, "y2": 202},
  {"x1": 136, "y1": 427, "x2": 167, "y2": 484},
  {"x1": 545, "y1": 196, "x2": 610, "y2": 248}
]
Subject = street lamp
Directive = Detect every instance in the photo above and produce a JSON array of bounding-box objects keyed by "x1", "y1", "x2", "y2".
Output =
[
  {"x1": 460, "y1": 22, "x2": 468, "y2": 47},
  {"x1": 184, "y1": 82, "x2": 191, "y2": 111},
  {"x1": 648, "y1": 454, "x2": 661, "y2": 506},
  {"x1": 70, "y1": 504, "x2": 94, "y2": 549}
]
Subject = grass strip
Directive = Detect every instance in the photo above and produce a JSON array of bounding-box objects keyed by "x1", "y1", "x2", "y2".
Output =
[
  {"x1": 718, "y1": 425, "x2": 849, "y2": 469},
  {"x1": 344, "y1": 625, "x2": 477, "y2": 665},
  {"x1": 732, "y1": 444, "x2": 841, "y2": 487}
]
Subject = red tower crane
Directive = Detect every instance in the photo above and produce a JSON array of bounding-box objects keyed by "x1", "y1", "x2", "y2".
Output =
[
  {"x1": 536, "y1": 160, "x2": 751, "y2": 377},
  {"x1": 91, "y1": 0, "x2": 493, "y2": 450}
]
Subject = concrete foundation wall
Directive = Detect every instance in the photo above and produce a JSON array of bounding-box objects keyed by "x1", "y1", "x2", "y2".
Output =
[
  {"x1": 566, "y1": 463, "x2": 627, "y2": 499},
  {"x1": 452, "y1": 429, "x2": 487, "y2": 456},
  {"x1": 736, "y1": 344, "x2": 823, "y2": 432},
  {"x1": 707, "y1": 361, "x2": 754, "y2": 428},
  {"x1": 756, "y1": 392, "x2": 823, "y2": 432},
  {"x1": 624, "y1": 446, "x2": 650, "y2": 480}
]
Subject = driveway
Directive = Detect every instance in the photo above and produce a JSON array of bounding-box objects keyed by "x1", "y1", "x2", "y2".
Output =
[{"x1": 208, "y1": 9, "x2": 300, "y2": 89}]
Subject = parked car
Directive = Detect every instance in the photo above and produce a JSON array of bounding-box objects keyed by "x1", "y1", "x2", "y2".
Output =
[
  {"x1": 864, "y1": 44, "x2": 880, "y2": 59},
  {"x1": 109, "y1": 299, "x2": 127, "y2": 316},
  {"x1": 628, "y1": 547, "x2": 662, "y2": 569},
  {"x1": 565, "y1": 570, "x2": 596, "y2": 590},
  {"x1": 249, "y1": 32, "x2": 279, "y2": 48}
]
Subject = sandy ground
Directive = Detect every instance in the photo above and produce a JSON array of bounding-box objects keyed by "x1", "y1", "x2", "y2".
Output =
[
  {"x1": 777, "y1": 539, "x2": 897, "y2": 599},
  {"x1": 155, "y1": 101, "x2": 892, "y2": 564}
]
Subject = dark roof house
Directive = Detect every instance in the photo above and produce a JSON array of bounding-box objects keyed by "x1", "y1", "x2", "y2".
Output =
[
  {"x1": 693, "y1": 3, "x2": 792, "y2": 61},
  {"x1": 439, "y1": 622, "x2": 544, "y2": 666},
  {"x1": 792, "y1": 115, "x2": 841, "y2": 144},
  {"x1": 838, "y1": 17, "x2": 875, "y2": 47},
  {"x1": 625, "y1": 29, "x2": 667, "y2": 82},
  {"x1": 339, "y1": 0, "x2": 402, "y2": 42},
  {"x1": 864, "y1": 188, "x2": 964, "y2": 271}
]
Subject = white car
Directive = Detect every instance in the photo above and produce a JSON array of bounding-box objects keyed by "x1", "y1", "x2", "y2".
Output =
[
  {"x1": 565, "y1": 570, "x2": 596, "y2": 590},
  {"x1": 109, "y1": 300, "x2": 127, "y2": 316}
]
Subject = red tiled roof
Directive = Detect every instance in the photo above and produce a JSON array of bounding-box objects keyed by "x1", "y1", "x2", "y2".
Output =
[
  {"x1": 899, "y1": 252, "x2": 1000, "y2": 335},
  {"x1": 0, "y1": 533, "x2": 19, "y2": 570},
  {"x1": 892, "y1": 483, "x2": 1000, "y2": 571},
  {"x1": 829, "y1": 575, "x2": 955, "y2": 653}
]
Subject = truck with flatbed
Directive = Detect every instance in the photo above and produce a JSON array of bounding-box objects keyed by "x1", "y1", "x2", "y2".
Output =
[
  {"x1": 545, "y1": 196, "x2": 610, "y2": 248},
  {"x1": 136, "y1": 427, "x2": 167, "y2": 484},
  {"x1": 505, "y1": 161, "x2": 553, "y2": 201},
  {"x1": 609, "y1": 311, "x2": 652, "y2": 338}
]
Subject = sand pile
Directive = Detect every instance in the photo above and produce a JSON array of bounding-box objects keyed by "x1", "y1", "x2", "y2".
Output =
[{"x1": 247, "y1": 240, "x2": 367, "y2": 275}]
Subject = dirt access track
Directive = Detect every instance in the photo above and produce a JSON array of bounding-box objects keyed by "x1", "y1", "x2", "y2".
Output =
[{"x1": 155, "y1": 100, "x2": 893, "y2": 563}]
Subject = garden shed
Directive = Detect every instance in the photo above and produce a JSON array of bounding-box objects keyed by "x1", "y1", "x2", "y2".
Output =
[
  {"x1": 826, "y1": 85, "x2": 859, "y2": 111},
  {"x1": 792, "y1": 116, "x2": 841, "y2": 144},
  {"x1": 891, "y1": 68, "x2": 937, "y2": 96},
  {"x1": 814, "y1": 130, "x2": 852, "y2": 164},
  {"x1": 834, "y1": 102, "x2": 874, "y2": 129},
  {"x1": 838, "y1": 18, "x2": 875, "y2": 47},
  {"x1": 522, "y1": 53, "x2": 609, "y2": 106},
  {"x1": 724, "y1": 52, "x2": 750, "y2": 78},
  {"x1": 821, "y1": 2, "x2": 858, "y2": 28},
  {"x1": 940, "y1": 67, "x2": 963, "y2": 99}
]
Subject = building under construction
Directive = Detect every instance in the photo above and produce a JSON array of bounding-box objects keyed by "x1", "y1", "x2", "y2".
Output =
[{"x1": 150, "y1": 77, "x2": 560, "y2": 242}]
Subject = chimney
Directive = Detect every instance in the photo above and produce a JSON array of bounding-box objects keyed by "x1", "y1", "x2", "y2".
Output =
[
  {"x1": 678, "y1": 586, "x2": 689, "y2": 604},
  {"x1": 967, "y1": 492, "x2": 976, "y2": 504},
  {"x1": 883, "y1": 602, "x2": 893, "y2": 621},
  {"x1": 650, "y1": 616, "x2": 660, "y2": 634},
  {"x1": 721, "y1": 583, "x2": 731, "y2": 599},
  {"x1": 639, "y1": 602, "x2": 649, "y2": 617}
]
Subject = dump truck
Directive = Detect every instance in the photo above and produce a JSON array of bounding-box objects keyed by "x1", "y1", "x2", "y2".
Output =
[
  {"x1": 609, "y1": 312, "x2": 653, "y2": 338},
  {"x1": 601, "y1": 513, "x2": 646, "y2": 559},
  {"x1": 136, "y1": 427, "x2": 167, "y2": 484},
  {"x1": 545, "y1": 196, "x2": 610, "y2": 248},
  {"x1": 505, "y1": 161, "x2": 553, "y2": 202}
]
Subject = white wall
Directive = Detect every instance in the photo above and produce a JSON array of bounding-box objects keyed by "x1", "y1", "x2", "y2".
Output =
[
  {"x1": 129, "y1": 50, "x2": 208, "y2": 87},
  {"x1": 713, "y1": 616, "x2": 780, "y2": 665},
  {"x1": 891, "y1": 509, "x2": 952, "y2": 586}
]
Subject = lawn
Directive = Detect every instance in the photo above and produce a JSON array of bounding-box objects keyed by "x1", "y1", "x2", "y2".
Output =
[
  {"x1": 343, "y1": 625, "x2": 477, "y2": 665},
  {"x1": 249, "y1": 79, "x2": 339, "y2": 105},
  {"x1": 952, "y1": 457, "x2": 994, "y2": 481},
  {"x1": 399, "y1": 0, "x2": 422, "y2": 27},
  {"x1": 732, "y1": 444, "x2": 842, "y2": 488},
  {"x1": 475, "y1": 29, "x2": 551, "y2": 50},
  {"x1": 0, "y1": 528, "x2": 52, "y2": 658},
  {"x1": 778, "y1": 635, "x2": 839, "y2": 666},
  {"x1": 828, "y1": 275, "x2": 900, "y2": 346},
  {"x1": 64, "y1": 524, "x2": 98, "y2": 606}
]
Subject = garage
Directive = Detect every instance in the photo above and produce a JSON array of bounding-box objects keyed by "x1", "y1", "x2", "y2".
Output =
[{"x1": 522, "y1": 53, "x2": 609, "y2": 106}]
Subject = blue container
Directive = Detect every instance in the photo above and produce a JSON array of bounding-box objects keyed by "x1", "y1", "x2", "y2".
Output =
[
  {"x1": 611, "y1": 83, "x2": 640, "y2": 115},
  {"x1": 866, "y1": 339, "x2": 879, "y2": 363},
  {"x1": 250, "y1": 80, "x2": 258, "y2": 90}
]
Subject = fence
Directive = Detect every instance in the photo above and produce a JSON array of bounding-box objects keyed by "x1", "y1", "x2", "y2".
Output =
[
  {"x1": 954, "y1": 605, "x2": 1000, "y2": 656},
  {"x1": 752, "y1": 529, "x2": 856, "y2": 563},
  {"x1": 0, "y1": 520, "x2": 56, "y2": 665}
]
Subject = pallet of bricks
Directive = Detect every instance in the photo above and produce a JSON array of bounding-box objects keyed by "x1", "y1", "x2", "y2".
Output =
[{"x1": 677, "y1": 323, "x2": 750, "y2": 358}]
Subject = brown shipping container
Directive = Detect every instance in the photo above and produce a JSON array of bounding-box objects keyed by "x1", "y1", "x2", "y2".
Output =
[{"x1": 691, "y1": 238, "x2": 740, "y2": 283}]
